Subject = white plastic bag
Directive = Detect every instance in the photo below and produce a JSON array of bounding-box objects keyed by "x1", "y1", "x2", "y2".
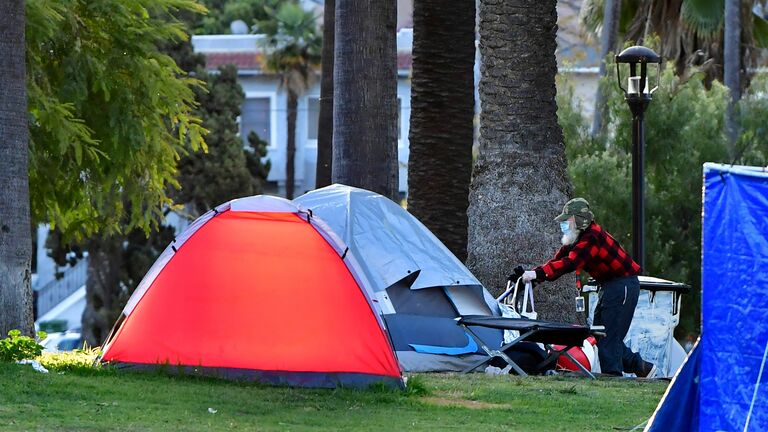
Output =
[
  {"x1": 519, "y1": 281, "x2": 537, "y2": 320},
  {"x1": 16, "y1": 359, "x2": 49, "y2": 374},
  {"x1": 498, "y1": 278, "x2": 537, "y2": 344}
]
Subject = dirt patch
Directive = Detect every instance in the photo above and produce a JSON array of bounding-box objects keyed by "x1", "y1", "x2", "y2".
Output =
[{"x1": 420, "y1": 396, "x2": 506, "y2": 410}]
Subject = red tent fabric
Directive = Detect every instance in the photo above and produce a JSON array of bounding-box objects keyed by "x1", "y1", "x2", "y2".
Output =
[{"x1": 101, "y1": 199, "x2": 401, "y2": 388}]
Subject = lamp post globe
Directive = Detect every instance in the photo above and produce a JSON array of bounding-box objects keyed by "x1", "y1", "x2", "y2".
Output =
[{"x1": 614, "y1": 45, "x2": 662, "y2": 271}]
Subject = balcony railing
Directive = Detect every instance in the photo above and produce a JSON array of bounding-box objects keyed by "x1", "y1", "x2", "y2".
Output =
[{"x1": 35, "y1": 258, "x2": 88, "y2": 318}]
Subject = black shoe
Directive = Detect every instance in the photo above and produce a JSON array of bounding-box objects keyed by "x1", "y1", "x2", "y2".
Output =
[{"x1": 636, "y1": 361, "x2": 657, "y2": 378}]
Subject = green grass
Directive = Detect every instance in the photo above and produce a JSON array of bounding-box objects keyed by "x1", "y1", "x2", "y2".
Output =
[{"x1": 0, "y1": 354, "x2": 667, "y2": 431}]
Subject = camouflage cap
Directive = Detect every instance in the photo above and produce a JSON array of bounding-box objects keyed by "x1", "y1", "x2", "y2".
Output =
[{"x1": 554, "y1": 198, "x2": 594, "y2": 229}]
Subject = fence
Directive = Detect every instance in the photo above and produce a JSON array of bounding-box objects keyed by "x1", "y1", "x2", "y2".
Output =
[{"x1": 35, "y1": 257, "x2": 88, "y2": 318}]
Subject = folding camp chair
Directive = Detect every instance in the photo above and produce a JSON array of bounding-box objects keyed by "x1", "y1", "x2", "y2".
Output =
[{"x1": 456, "y1": 315, "x2": 600, "y2": 378}]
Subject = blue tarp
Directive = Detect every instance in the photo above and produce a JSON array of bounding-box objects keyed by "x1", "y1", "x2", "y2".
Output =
[
  {"x1": 646, "y1": 340, "x2": 700, "y2": 432},
  {"x1": 645, "y1": 163, "x2": 768, "y2": 432},
  {"x1": 700, "y1": 163, "x2": 768, "y2": 431}
]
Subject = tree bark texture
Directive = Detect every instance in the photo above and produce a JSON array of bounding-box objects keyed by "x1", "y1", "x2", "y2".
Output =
[
  {"x1": 0, "y1": 0, "x2": 34, "y2": 337},
  {"x1": 406, "y1": 0, "x2": 475, "y2": 262},
  {"x1": 82, "y1": 238, "x2": 127, "y2": 346},
  {"x1": 591, "y1": 0, "x2": 621, "y2": 137},
  {"x1": 724, "y1": 0, "x2": 740, "y2": 159},
  {"x1": 316, "y1": 0, "x2": 335, "y2": 188},
  {"x1": 332, "y1": 0, "x2": 399, "y2": 200},
  {"x1": 468, "y1": 0, "x2": 578, "y2": 323},
  {"x1": 286, "y1": 89, "x2": 298, "y2": 199}
]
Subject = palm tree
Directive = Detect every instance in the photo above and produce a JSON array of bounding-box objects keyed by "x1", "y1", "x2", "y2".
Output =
[
  {"x1": 315, "y1": 0, "x2": 334, "y2": 188},
  {"x1": 724, "y1": 0, "x2": 741, "y2": 158},
  {"x1": 257, "y1": 3, "x2": 321, "y2": 199},
  {"x1": 591, "y1": 0, "x2": 621, "y2": 137},
  {"x1": 467, "y1": 0, "x2": 577, "y2": 323},
  {"x1": 406, "y1": 0, "x2": 476, "y2": 261},
  {"x1": 0, "y1": 0, "x2": 34, "y2": 336},
  {"x1": 580, "y1": 0, "x2": 768, "y2": 86},
  {"x1": 332, "y1": 0, "x2": 399, "y2": 199}
]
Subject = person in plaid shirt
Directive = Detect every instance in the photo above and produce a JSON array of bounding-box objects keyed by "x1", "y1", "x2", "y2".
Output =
[{"x1": 521, "y1": 198, "x2": 656, "y2": 378}]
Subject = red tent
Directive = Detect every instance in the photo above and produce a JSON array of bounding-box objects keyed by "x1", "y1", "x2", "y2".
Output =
[{"x1": 100, "y1": 196, "x2": 402, "y2": 388}]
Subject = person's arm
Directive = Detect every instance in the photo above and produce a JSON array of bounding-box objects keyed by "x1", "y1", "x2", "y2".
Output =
[
  {"x1": 552, "y1": 245, "x2": 570, "y2": 260},
  {"x1": 533, "y1": 236, "x2": 593, "y2": 281}
]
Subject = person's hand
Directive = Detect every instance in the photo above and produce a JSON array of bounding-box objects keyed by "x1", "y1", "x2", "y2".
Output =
[{"x1": 522, "y1": 270, "x2": 537, "y2": 282}]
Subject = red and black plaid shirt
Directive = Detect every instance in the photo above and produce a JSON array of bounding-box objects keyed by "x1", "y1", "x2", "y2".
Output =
[{"x1": 534, "y1": 222, "x2": 641, "y2": 284}]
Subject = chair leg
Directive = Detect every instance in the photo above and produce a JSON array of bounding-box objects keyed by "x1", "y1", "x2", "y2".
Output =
[
  {"x1": 561, "y1": 349, "x2": 596, "y2": 379},
  {"x1": 459, "y1": 325, "x2": 535, "y2": 376},
  {"x1": 539, "y1": 344, "x2": 596, "y2": 379}
]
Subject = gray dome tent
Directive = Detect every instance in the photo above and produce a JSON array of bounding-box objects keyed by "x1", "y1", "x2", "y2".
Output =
[{"x1": 294, "y1": 184, "x2": 502, "y2": 372}]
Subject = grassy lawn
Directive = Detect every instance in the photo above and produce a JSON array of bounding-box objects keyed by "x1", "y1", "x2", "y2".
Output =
[{"x1": 0, "y1": 356, "x2": 667, "y2": 431}]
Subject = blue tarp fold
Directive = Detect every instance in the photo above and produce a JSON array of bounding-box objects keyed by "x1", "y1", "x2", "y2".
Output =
[{"x1": 646, "y1": 339, "x2": 700, "y2": 432}]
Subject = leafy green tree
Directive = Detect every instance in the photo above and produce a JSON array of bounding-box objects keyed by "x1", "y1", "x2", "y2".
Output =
[
  {"x1": 195, "y1": 0, "x2": 280, "y2": 34},
  {"x1": 245, "y1": 131, "x2": 272, "y2": 193},
  {"x1": 26, "y1": 0, "x2": 207, "y2": 240},
  {"x1": 558, "y1": 66, "x2": 768, "y2": 336},
  {"x1": 78, "y1": 8, "x2": 271, "y2": 345},
  {"x1": 26, "y1": 0, "x2": 209, "y2": 344},
  {"x1": 175, "y1": 65, "x2": 255, "y2": 214},
  {"x1": 724, "y1": 0, "x2": 742, "y2": 157},
  {"x1": 256, "y1": 2, "x2": 321, "y2": 199},
  {"x1": 7, "y1": 0, "x2": 205, "y2": 338}
]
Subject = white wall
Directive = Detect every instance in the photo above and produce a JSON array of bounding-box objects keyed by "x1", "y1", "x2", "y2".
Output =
[
  {"x1": 239, "y1": 75, "x2": 413, "y2": 196},
  {"x1": 36, "y1": 286, "x2": 85, "y2": 331}
]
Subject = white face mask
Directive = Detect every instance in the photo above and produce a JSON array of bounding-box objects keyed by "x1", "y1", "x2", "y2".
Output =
[{"x1": 560, "y1": 221, "x2": 579, "y2": 246}]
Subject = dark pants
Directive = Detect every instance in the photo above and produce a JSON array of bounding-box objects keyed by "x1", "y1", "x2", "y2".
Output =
[{"x1": 594, "y1": 275, "x2": 645, "y2": 375}]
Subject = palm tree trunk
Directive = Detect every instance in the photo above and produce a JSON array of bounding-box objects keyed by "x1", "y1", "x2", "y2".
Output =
[
  {"x1": 591, "y1": 0, "x2": 621, "y2": 137},
  {"x1": 0, "y1": 0, "x2": 34, "y2": 337},
  {"x1": 406, "y1": 0, "x2": 475, "y2": 261},
  {"x1": 724, "y1": 0, "x2": 740, "y2": 159},
  {"x1": 316, "y1": 0, "x2": 334, "y2": 188},
  {"x1": 82, "y1": 236, "x2": 132, "y2": 347},
  {"x1": 468, "y1": 0, "x2": 578, "y2": 323},
  {"x1": 332, "y1": 0, "x2": 398, "y2": 199},
  {"x1": 286, "y1": 89, "x2": 298, "y2": 199}
]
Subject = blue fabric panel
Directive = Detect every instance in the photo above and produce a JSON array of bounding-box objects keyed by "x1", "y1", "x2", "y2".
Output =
[
  {"x1": 646, "y1": 341, "x2": 700, "y2": 432},
  {"x1": 383, "y1": 313, "x2": 502, "y2": 355},
  {"x1": 409, "y1": 333, "x2": 478, "y2": 355},
  {"x1": 701, "y1": 165, "x2": 768, "y2": 432}
]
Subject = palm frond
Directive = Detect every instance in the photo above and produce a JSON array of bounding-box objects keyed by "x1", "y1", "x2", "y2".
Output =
[
  {"x1": 680, "y1": 0, "x2": 725, "y2": 40},
  {"x1": 579, "y1": 0, "x2": 604, "y2": 39},
  {"x1": 753, "y1": 13, "x2": 768, "y2": 48}
]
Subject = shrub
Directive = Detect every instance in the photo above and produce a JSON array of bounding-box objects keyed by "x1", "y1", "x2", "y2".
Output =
[
  {"x1": 0, "y1": 330, "x2": 46, "y2": 362},
  {"x1": 38, "y1": 320, "x2": 68, "y2": 333},
  {"x1": 557, "y1": 67, "x2": 768, "y2": 337},
  {"x1": 38, "y1": 349, "x2": 101, "y2": 374}
]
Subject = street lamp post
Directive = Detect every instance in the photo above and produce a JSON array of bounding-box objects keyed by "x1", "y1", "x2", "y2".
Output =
[{"x1": 615, "y1": 46, "x2": 661, "y2": 270}]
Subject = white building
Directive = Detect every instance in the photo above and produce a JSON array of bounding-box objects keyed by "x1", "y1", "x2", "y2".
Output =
[{"x1": 191, "y1": 30, "x2": 416, "y2": 197}]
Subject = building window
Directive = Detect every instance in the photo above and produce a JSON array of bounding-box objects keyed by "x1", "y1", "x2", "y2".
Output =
[
  {"x1": 306, "y1": 96, "x2": 401, "y2": 142},
  {"x1": 241, "y1": 97, "x2": 272, "y2": 147}
]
